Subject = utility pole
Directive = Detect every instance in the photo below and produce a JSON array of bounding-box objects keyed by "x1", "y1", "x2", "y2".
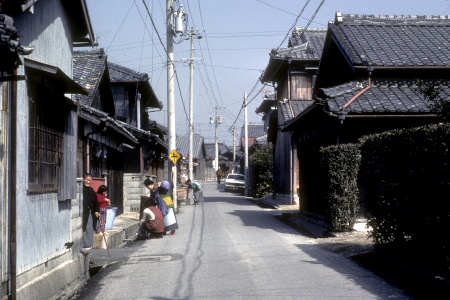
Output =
[
  {"x1": 166, "y1": 0, "x2": 186, "y2": 204},
  {"x1": 215, "y1": 106, "x2": 219, "y2": 172},
  {"x1": 244, "y1": 92, "x2": 249, "y2": 197},
  {"x1": 211, "y1": 106, "x2": 223, "y2": 171},
  {"x1": 188, "y1": 27, "x2": 202, "y2": 180},
  {"x1": 233, "y1": 126, "x2": 236, "y2": 174},
  {"x1": 166, "y1": 0, "x2": 177, "y2": 204}
]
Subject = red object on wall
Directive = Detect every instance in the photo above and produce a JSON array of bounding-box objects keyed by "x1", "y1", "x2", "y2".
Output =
[{"x1": 91, "y1": 178, "x2": 105, "y2": 193}]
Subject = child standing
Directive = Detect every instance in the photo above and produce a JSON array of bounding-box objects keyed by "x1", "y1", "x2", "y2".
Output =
[{"x1": 96, "y1": 185, "x2": 111, "y2": 234}]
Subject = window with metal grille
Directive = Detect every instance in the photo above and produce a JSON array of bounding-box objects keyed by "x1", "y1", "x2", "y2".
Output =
[
  {"x1": 112, "y1": 85, "x2": 128, "y2": 119},
  {"x1": 28, "y1": 92, "x2": 65, "y2": 193}
]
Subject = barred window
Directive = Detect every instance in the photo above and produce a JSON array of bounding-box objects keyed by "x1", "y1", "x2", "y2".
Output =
[
  {"x1": 112, "y1": 85, "x2": 128, "y2": 119},
  {"x1": 28, "y1": 93, "x2": 65, "y2": 193}
]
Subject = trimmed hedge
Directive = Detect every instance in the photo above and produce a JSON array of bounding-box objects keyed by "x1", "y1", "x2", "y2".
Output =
[
  {"x1": 359, "y1": 123, "x2": 450, "y2": 275},
  {"x1": 249, "y1": 143, "x2": 274, "y2": 198},
  {"x1": 319, "y1": 144, "x2": 360, "y2": 232}
]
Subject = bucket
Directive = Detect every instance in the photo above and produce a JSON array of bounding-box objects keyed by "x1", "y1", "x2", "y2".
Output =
[{"x1": 106, "y1": 207, "x2": 118, "y2": 230}]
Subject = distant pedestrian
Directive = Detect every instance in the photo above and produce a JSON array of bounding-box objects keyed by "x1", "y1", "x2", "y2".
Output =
[
  {"x1": 216, "y1": 169, "x2": 223, "y2": 184},
  {"x1": 96, "y1": 185, "x2": 111, "y2": 234},
  {"x1": 158, "y1": 181, "x2": 179, "y2": 235},
  {"x1": 82, "y1": 174, "x2": 100, "y2": 249},
  {"x1": 186, "y1": 179, "x2": 204, "y2": 205},
  {"x1": 139, "y1": 198, "x2": 165, "y2": 239}
]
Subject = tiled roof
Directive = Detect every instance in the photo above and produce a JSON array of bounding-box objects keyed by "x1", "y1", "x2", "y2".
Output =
[
  {"x1": 148, "y1": 119, "x2": 167, "y2": 134},
  {"x1": 77, "y1": 104, "x2": 138, "y2": 144},
  {"x1": 73, "y1": 49, "x2": 108, "y2": 106},
  {"x1": 330, "y1": 13, "x2": 450, "y2": 67},
  {"x1": 176, "y1": 134, "x2": 205, "y2": 159},
  {"x1": 240, "y1": 124, "x2": 265, "y2": 138},
  {"x1": 317, "y1": 78, "x2": 450, "y2": 114},
  {"x1": 261, "y1": 29, "x2": 326, "y2": 83},
  {"x1": 117, "y1": 120, "x2": 167, "y2": 149},
  {"x1": 109, "y1": 62, "x2": 149, "y2": 82},
  {"x1": 274, "y1": 28, "x2": 327, "y2": 60},
  {"x1": 279, "y1": 100, "x2": 314, "y2": 123},
  {"x1": 255, "y1": 94, "x2": 276, "y2": 114},
  {"x1": 108, "y1": 62, "x2": 163, "y2": 109}
]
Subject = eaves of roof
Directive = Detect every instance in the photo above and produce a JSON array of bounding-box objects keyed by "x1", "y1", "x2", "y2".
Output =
[
  {"x1": 77, "y1": 105, "x2": 138, "y2": 144},
  {"x1": 255, "y1": 95, "x2": 276, "y2": 114},
  {"x1": 24, "y1": 58, "x2": 88, "y2": 95},
  {"x1": 117, "y1": 120, "x2": 167, "y2": 149}
]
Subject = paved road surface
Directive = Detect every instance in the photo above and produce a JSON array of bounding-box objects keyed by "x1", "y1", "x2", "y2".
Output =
[{"x1": 73, "y1": 182, "x2": 412, "y2": 299}]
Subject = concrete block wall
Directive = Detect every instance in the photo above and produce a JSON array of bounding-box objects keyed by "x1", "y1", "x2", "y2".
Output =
[
  {"x1": 123, "y1": 174, "x2": 146, "y2": 213},
  {"x1": 123, "y1": 174, "x2": 158, "y2": 214}
]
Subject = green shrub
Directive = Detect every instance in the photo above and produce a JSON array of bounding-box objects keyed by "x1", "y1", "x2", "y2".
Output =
[
  {"x1": 249, "y1": 143, "x2": 274, "y2": 198},
  {"x1": 359, "y1": 123, "x2": 450, "y2": 275},
  {"x1": 319, "y1": 144, "x2": 360, "y2": 232}
]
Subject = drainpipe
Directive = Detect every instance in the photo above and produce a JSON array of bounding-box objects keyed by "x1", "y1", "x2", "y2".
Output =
[
  {"x1": 287, "y1": 58, "x2": 295, "y2": 205},
  {"x1": 9, "y1": 75, "x2": 18, "y2": 300},
  {"x1": 85, "y1": 126, "x2": 106, "y2": 174},
  {"x1": 290, "y1": 132, "x2": 294, "y2": 205}
]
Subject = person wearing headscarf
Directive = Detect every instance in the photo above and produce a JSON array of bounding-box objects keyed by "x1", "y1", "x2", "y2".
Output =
[
  {"x1": 157, "y1": 181, "x2": 179, "y2": 235},
  {"x1": 143, "y1": 179, "x2": 169, "y2": 216}
]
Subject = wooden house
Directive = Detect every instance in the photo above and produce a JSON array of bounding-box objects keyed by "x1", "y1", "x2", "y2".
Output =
[
  {"x1": 0, "y1": 1, "x2": 96, "y2": 299},
  {"x1": 282, "y1": 13, "x2": 450, "y2": 218},
  {"x1": 259, "y1": 28, "x2": 327, "y2": 205},
  {"x1": 176, "y1": 134, "x2": 207, "y2": 181},
  {"x1": 73, "y1": 50, "x2": 167, "y2": 215}
]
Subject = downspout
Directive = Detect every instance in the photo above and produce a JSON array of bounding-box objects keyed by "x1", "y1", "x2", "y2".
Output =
[
  {"x1": 336, "y1": 66, "x2": 373, "y2": 144},
  {"x1": 290, "y1": 132, "x2": 294, "y2": 205},
  {"x1": 10, "y1": 74, "x2": 17, "y2": 300},
  {"x1": 287, "y1": 57, "x2": 294, "y2": 205},
  {"x1": 85, "y1": 127, "x2": 106, "y2": 174},
  {"x1": 136, "y1": 92, "x2": 144, "y2": 177}
]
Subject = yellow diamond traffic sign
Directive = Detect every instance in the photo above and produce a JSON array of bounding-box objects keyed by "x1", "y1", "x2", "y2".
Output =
[{"x1": 169, "y1": 149, "x2": 182, "y2": 164}]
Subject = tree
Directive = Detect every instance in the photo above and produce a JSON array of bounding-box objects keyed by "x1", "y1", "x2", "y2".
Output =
[
  {"x1": 416, "y1": 79, "x2": 450, "y2": 121},
  {"x1": 249, "y1": 142, "x2": 273, "y2": 198}
]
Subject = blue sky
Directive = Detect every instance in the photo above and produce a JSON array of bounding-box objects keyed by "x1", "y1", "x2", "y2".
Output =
[{"x1": 85, "y1": 0, "x2": 450, "y2": 146}]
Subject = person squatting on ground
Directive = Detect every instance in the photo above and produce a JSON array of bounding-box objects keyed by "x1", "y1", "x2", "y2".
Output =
[
  {"x1": 96, "y1": 185, "x2": 111, "y2": 234},
  {"x1": 158, "y1": 181, "x2": 179, "y2": 235},
  {"x1": 139, "y1": 198, "x2": 166, "y2": 239},
  {"x1": 82, "y1": 174, "x2": 100, "y2": 249},
  {"x1": 186, "y1": 179, "x2": 204, "y2": 205}
]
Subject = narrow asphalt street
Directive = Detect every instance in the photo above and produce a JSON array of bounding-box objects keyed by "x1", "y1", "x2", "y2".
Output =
[{"x1": 72, "y1": 182, "x2": 412, "y2": 299}]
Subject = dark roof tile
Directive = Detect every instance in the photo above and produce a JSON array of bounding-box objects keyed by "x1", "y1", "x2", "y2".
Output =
[
  {"x1": 318, "y1": 78, "x2": 450, "y2": 114},
  {"x1": 330, "y1": 14, "x2": 450, "y2": 67}
]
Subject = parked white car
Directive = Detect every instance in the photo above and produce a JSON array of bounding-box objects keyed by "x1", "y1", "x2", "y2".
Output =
[{"x1": 224, "y1": 174, "x2": 245, "y2": 192}]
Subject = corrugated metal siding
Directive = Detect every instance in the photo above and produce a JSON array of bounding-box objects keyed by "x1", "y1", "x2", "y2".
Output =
[
  {"x1": 17, "y1": 193, "x2": 71, "y2": 274},
  {"x1": 0, "y1": 83, "x2": 9, "y2": 282},
  {"x1": 12, "y1": 0, "x2": 76, "y2": 275},
  {"x1": 13, "y1": 1, "x2": 73, "y2": 77},
  {"x1": 60, "y1": 109, "x2": 78, "y2": 200}
]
